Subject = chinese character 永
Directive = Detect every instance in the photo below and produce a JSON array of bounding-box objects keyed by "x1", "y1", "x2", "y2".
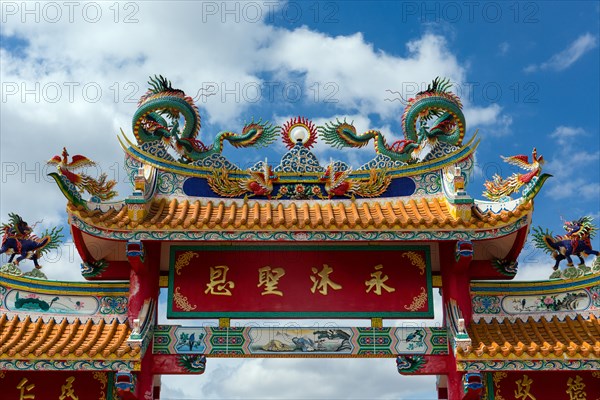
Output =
[
  {"x1": 365, "y1": 264, "x2": 396, "y2": 295},
  {"x1": 258, "y1": 266, "x2": 286, "y2": 296},
  {"x1": 205, "y1": 265, "x2": 235, "y2": 296},
  {"x1": 310, "y1": 264, "x2": 342, "y2": 295},
  {"x1": 515, "y1": 375, "x2": 536, "y2": 400},
  {"x1": 59, "y1": 376, "x2": 79, "y2": 400}
]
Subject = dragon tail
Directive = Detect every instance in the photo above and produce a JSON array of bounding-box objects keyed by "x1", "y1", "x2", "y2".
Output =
[
  {"x1": 37, "y1": 226, "x2": 64, "y2": 256},
  {"x1": 318, "y1": 120, "x2": 375, "y2": 149},
  {"x1": 531, "y1": 226, "x2": 558, "y2": 255},
  {"x1": 225, "y1": 119, "x2": 279, "y2": 149}
]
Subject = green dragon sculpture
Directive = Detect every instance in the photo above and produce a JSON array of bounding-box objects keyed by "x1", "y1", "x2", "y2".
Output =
[
  {"x1": 318, "y1": 77, "x2": 465, "y2": 162},
  {"x1": 133, "y1": 75, "x2": 279, "y2": 162}
]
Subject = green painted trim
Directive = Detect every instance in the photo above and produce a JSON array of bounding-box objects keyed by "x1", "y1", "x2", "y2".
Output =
[
  {"x1": 106, "y1": 372, "x2": 115, "y2": 400},
  {"x1": 168, "y1": 244, "x2": 434, "y2": 319},
  {"x1": 0, "y1": 272, "x2": 130, "y2": 296},
  {"x1": 471, "y1": 272, "x2": 600, "y2": 295},
  {"x1": 487, "y1": 372, "x2": 495, "y2": 400}
]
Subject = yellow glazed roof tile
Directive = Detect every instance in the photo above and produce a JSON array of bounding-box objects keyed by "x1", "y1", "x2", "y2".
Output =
[
  {"x1": 458, "y1": 314, "x2": 600, "y2": 359},
  {"x1": 0, "y1": 314, "x2": 139, "y2": 360},
  {"x1": 70, "y1": 197, "x2": 532, "y2": 231}
]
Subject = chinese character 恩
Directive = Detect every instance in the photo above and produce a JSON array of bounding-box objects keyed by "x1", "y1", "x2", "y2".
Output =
[
  {"x1": 365, "y1": 264, "x2": 396, "y2": 295},
  {"x1": 258, "y1": 266, "x2": 286, "y2": 296},
  {"x1": 310, "y1": 264, "x2": 342, "y2": 295},
  {"x1": 205, "y1": 265, "x2": 235, "y2": 296}
]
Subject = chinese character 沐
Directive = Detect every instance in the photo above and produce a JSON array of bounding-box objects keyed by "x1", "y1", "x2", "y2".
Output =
[
  {"x1": 205, "y1": 265, "x2": 235, "y2": 296},
  {"x1": 258, "y1": 266, "x2": 286, "y2": 296},
  {"x1": 310, "y1": 264, "x2": 342, "y2": 295},
  {"x1": 365, "y1": 264, "x2": 396, "y2": 295}
]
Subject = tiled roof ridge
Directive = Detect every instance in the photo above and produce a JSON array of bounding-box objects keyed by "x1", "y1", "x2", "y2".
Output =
[
  {"x1": 458, "y1": 314, "x2": 600, "y2": 359},
  {"x1": 0, "y1": 312, "x2": 138, "y2": 360},
  {"x1": 70, "y1": 196, "x2": 532, "y2": 231}
]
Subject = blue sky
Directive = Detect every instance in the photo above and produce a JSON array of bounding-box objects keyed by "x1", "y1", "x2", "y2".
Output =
[{"x1": 1, "y1": 1, "x2": 599, "y2": 398}]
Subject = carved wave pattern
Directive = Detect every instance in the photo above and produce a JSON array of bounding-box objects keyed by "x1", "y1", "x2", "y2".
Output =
[
  {"x1": 124, "y1": 155, "x2": 143, "y2": 186},
  {"x1": 157, "y1": 171, "x2": 186, "y2": 195},
  {"x1": 358, "y1": 154, "x2": 407, "y2": 171},
  {"x1": 191, "y1": 153, "x2": 240, "y2": 170},
  {"x1": 461, "y1": 360, "x2": 600, "y2": 372},
  {"x1": 275, "y1": 145, "x2": 326, "y2": 173},
  {"x1": 140, "y1": 141, "x2": 175, "y2": 161},
  {"x1": 0, "y1": 360, "x2": 136, "y2": 371},
  {"x1": 413, "y1": 172, "x2": 441, "y2": 195}
]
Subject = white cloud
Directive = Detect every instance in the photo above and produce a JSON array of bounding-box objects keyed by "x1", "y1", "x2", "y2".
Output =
[
  {"x1": 463, "y1": 104, "x2": 513, "y2": 136},
  {"x1": 498, "y1": 42, "x2": 510, "y2": 56},
  {"x1": 544, "y1": 126, "x2": 599, "y2": 201},
  {"x1": 524, "y1": 33, "x2": 597, "y2": 72}
]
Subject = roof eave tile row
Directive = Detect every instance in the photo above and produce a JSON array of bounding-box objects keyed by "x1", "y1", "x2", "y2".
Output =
[
  {"x1": 0, "y1": 314, "x2": 140, "y2": 360},
  {"x1": 457, "y1": 314, "x2": 600, "y2": 360},
  {"x1": 70, "y1": 197, "x2": 532, "y2": 232}
]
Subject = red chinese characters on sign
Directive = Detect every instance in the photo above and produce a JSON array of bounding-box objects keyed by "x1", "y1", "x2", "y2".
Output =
[
  {"x1": 0, "y1": 371, "x2": 109, "y2": 400},
  {"x1": 168, "y1": 246, "x2": 432, "y2": 318}
]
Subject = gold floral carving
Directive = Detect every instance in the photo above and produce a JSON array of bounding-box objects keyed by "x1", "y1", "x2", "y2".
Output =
[
  {"x1": 92, "y1": 371, "x2": 107, "y2": 400},
  {"x1": 493, "y1": 371, "x2": 507, "y2": 400},
  {"x1": 593, "y1": 371, "x2": 600, "y2": 379},
  {"x1": 175, "y1": 251, "x2": 199, "y2": 275},
  {"x1": 0, "y1": 371, "x2": 5, "y2": 379},
  {"x1": 174, "y1": 287, "x2": 197, "y2": 311},
  {"x1": 402, "y1": 252, "x2": 426, "y2": 275},
  {"x1": 404, "y1": 287, "x2": 428, "y2": 311}
]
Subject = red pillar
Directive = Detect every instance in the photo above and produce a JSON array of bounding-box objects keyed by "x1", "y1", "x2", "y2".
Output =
[
  {"x1": 440, "y1": 241, "x2": 473, "y2": 400},
  {"x1": 127, "y1": 240, "x2": 160, "y2": 400}
]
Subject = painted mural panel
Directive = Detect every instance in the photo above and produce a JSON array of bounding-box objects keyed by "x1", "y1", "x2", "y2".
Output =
[
  {"x1": 4, "y1": 289, "x2": 99, "y2": 315},
  {"x1": 153, "y1": 325, "x2": 449, "y2": 356},
  {"x1": 168, "y1": 245, "x2": 433, "y2": 318}
]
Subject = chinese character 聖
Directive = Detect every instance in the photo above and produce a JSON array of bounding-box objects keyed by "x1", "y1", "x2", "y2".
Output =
[{"x1": 258, "y1": 266, "x2": 286, "y2": 296}]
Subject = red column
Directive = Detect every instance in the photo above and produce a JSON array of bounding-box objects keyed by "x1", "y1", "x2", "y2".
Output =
[
  {"x1": 127, "y1": 240, "x2": 160, "y2": 400},
  {"x1": 440, "y1": 241, "x2": 473, "y2": 400}
]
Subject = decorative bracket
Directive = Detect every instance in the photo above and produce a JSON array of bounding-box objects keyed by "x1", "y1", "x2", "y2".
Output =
[
  {"x1": 455, "y1": 240, "x2": 473, "y2": 271},
  {"x1": 126, "y1": 240, "x2": 146, "y2": 273}
]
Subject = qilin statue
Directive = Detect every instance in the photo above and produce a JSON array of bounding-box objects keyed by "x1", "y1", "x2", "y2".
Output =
[
  {"x1": 47, "y1": 147, "x2": 117, "y2": 202},
  {"x1": 532, "y1": 216, "x2": 599, "y2": 270},
  {"x1": 133, "y1": 75, "x2": 279, "y2": 162},
  {"x1": 483, "y1": 148, "x2": 551, "y2": 201},
  {"x1": 318, "y1": 77, "x2": 466, "y2": 162},
  {"x1": 0, "y1": 213, "x2": 63, "y2": 270}
]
